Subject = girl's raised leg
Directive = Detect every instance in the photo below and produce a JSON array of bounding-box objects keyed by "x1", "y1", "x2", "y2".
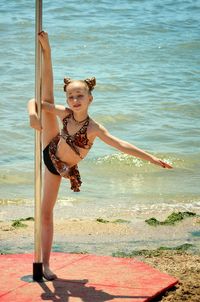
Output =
[
  {"x1": 39, "y1": 31, "x2": 59, "y2": 147},
  {"x1": 39, "y1": 32, "x2": 61, "y2": 280}
]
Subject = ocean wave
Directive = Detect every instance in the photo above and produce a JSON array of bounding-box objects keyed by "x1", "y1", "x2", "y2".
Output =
[
  {"x1": 0, "y1": 198, "x2": 31, "y2": 206},
  {"x1": 88, "y1": 152, "x2": 200, "y2": 172},
  {"x1": 95, "y1": 153, "x2": 144, "y2": 168},
  {"x1": 90, "y1": 153, "x2": 176, "y2": 172},
  {"x1": 0, "y1": 171, "x2": 33, "y2": 185},
  {"x1": 93, "y1": 113, "x2": 140, "y2": 125}
]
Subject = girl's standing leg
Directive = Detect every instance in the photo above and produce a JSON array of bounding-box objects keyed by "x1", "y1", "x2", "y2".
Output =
[
  {"x1": 42, "y1": 168, "x2": 61, "y2": 279},
  {"x1": 39, "y1": 32, "x2": 61, "y2": 279}
]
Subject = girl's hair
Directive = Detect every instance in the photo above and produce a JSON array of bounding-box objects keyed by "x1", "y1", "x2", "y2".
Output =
[{"x1": 63, "y1": 77, "x2": 96, "y2": 93}]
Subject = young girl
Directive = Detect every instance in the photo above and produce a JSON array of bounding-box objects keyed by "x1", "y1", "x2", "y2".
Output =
[{"x1": 28, "y1": 31, "x2": 172, "y2": 280}]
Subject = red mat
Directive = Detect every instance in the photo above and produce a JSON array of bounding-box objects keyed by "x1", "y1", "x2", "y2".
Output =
[{"x1": 0, "y1": 252, "x2": 178, "y2": 302}]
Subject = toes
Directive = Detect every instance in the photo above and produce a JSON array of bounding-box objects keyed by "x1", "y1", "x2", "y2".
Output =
[
  {"x1": 43, "y1": 267, "x2": 57, "y2": 281},
  {"x1": 43, "y1": 272, "x2": 57, "y2": 281}
]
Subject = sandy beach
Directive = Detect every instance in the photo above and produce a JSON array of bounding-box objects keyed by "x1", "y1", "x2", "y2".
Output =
[{"x1": 1, "y1": 213, "x2": 200, "y2": 301}]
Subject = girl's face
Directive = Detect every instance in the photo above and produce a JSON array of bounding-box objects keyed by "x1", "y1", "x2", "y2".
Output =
[{"x1": 66, "y1": 82, "x2": 93, "y2": 112}]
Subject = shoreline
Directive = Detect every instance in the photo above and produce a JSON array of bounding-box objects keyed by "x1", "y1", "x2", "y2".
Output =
[
  {"x1": 1, "y1": 216, "x2": 200, "y2": 301},
  {"x1": 1, "y1": 213, "x2": 200, "y2": 253}
]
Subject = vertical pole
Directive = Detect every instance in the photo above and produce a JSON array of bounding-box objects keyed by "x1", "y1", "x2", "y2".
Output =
[{"x1": 33, "y1": 0, "x2": 43, "y2": 281}]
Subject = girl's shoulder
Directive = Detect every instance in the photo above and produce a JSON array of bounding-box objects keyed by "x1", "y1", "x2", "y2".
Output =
[
  {"x1": 61, "y1": 107, "x2": 73, "y2": 121},
  {"x1": 88, "y1": 118, "x2": 104, "y2": 135},
  {"x1": 89, "y1": 117, "x2": 99, "y2": 129}
]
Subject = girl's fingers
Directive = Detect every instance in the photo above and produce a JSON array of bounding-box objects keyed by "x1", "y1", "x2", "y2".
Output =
[
  {"x1": 38, "y1": 31, "x2": 48, "y2": 39},
  {"x1": 38, "y1": 30, "x2": 45, "y2": 35},
  {"x1": 159, "y1": 160, "x2": 173, "y2": 169},
  {"x1": 151, "y1": 157, "x2": 173, "y2": 169}
]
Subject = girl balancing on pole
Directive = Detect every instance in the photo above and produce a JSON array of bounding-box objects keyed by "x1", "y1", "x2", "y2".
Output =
[{"x1": 28, "y1": 31, "x2": 172, "y2": 280}]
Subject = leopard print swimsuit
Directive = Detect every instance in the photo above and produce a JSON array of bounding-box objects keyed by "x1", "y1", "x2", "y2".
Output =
[{"x1": 46, "y1": 113, "x2": 92, "y2": 192}]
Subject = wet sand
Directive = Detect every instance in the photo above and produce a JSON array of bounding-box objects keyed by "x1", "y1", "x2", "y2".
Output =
[{"x1": 0, "y1": 216, "x2": 200, "y2": 301}]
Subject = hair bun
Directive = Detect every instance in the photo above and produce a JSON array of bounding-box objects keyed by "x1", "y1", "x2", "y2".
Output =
[
  {"x1": 63, "y1": 77, "x2": 72, "y2": 92},
  {"x1": 84, "y1": 77, "x2": 96, "y2": 91}
]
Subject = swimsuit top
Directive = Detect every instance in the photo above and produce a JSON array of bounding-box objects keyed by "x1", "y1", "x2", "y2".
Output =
[{"x1": 61, "y1": 113, "x2": 92, "y2": 159}]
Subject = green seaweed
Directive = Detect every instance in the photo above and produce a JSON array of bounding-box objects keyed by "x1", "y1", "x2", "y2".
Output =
[
  {"x1": 96, "y1": 218, "x2": 110, "y2": 223},
  {"x1": 21, "y1": 217, "x2": 34, "y2": 221},
  {"x1": 112, "y1": 250, "x2": 142, "y2": 258},
  {"x1": 16, "y1": 217, "x2": 34, "y2": 221},
  {"x1": 10, "y1": 217, "x2": 34, "y2": 228},
  {"x1": 164, "y1": 212, "x2": 196, "y2": 224},
  {"x1": 145, "y1": 217, "x2": 160, "y2": 226},
  {"x1": 0, "y1": 250, "x2": 11, "y2": 255},
  {"x1": 69, "y1": 251, "x2": 88, "y2": 254},
  {"x1": 11, "y1": 220, "x2": 27, "y2": 228},
  {"x1": 157, "y1": 243, "x2": 194, "y2": 251},
  {"x1": 112, "y1": 250, "x2": 161, "y2": 258},
  {"x1": 145, "y1": 211, "x2": 196, "y2": 226},
  {"x1": 112, "y1": 243, "x2": 195, "y2": 258},
  {"x1": 96, "y1": 218, "x2": 130, "y2": 224},
  {"x1": 112, "y1": 219, "x2": 130, "y2": 224}
]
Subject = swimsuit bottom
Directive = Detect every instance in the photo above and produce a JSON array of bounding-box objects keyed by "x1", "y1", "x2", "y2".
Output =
[
  {"x1": 43, "y1": 134, "x2": 82, "y2": 192},
  {"x1": 43, "y1": 144, "x2": 60, "y2": 176}
]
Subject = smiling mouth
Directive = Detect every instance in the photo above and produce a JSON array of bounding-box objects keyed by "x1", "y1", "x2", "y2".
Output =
[{"x1": 73, "y1": 104, "x2": 81, "y2": 108}]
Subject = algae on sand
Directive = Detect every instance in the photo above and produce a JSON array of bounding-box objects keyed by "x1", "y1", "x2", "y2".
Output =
[
  {"x1": 11, "y1": 220, "x2": 27, "y2": 228},
  {"x1": 145, "y1": 211, "x2": 196, "y2": 226},
  {"x1": 96, "y1": 218, "x2": 130, "y2": 224},
  {"x1": 112, "y1": 243, "x2": 195, "y2": 258},
  {"x1": 11, "y1": 217, "x2": 34, "y2": 228}
]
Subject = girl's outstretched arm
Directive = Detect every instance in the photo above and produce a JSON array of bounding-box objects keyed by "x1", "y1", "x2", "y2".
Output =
[{"x1": 96, "y1": 124, "x2": 173, "y2": 169}]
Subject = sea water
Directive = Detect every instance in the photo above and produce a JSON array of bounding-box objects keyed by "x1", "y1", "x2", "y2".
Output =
[{"x1": 0, "y1": 0, "x2": 200, "y2": 219}]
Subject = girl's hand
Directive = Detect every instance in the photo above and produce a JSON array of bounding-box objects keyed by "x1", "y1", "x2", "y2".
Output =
[
  {"x1": 29, "y1": 113, "x2": 42, "y2": 131},
  {"x1": 150, "y1": 156, "x2": 173, "y2": 169},
  {"x1": 38, "y1": 31, "x2": 51, "y2": 52}
]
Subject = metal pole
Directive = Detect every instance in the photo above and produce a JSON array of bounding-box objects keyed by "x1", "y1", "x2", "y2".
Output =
[{"x1": 33, "y1": 0, "x2": 43, "y2": 281}]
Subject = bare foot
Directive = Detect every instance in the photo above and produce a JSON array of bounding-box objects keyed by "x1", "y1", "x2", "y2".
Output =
[{"x1": 43, "y1": 265, "x2": 57, "y2": 281}]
